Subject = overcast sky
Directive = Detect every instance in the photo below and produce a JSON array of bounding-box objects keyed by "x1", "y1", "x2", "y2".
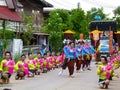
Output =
[{"x1": 45, "y1": 0, "x2": 120, "y2": 17}]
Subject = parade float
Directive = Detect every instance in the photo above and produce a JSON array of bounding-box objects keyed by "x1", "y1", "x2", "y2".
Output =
[{"x1": 89, "y1": 21, "x2": 118, "y2": 60}]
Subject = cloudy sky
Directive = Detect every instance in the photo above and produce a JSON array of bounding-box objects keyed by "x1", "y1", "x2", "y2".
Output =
[{"x1": 45, "y1": 0, "x2": 120, "y2": 17}]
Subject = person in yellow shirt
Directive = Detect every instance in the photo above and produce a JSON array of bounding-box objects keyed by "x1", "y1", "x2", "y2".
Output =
[
  {"x1": 0, "y1": 51, "x2": 15, "y2": 84},
  {"x1": 27, "y1": 53, "x2": 36, "y2": 77},
  {"x1": 97, "y1": 56, "x2": 118, "y2": 89},
  {"x1": 34, "y1": 52, "x2": 42, "y2": 75},
  {"x1": 14, "y1": 54, "x2": 27, "y2": 80}
]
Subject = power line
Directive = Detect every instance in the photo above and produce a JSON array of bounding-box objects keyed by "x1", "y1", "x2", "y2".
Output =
[
  {"x1": 51, "y1": 0, "x2": 76, "y2": 9},
  {"x1": 83, "y1": 0, "x2": 117, "y2": 9}
]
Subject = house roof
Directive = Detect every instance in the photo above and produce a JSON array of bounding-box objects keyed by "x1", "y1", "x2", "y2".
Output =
[
  {"x1": 39, "y1": 0, "x2": 53, "y2": 7},
  {"x1": 0, "y1": 5, "x2": 22, "y2": 22},
  {"x1": 18, "y1": 0, "x2": 53, "y2": 7}
]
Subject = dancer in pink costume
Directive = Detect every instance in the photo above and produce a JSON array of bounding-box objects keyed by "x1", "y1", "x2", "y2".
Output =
[
  {"x1": 27, "y1": 53, "x2": 36, "y2": 77},
  {"x1": 51, "y1": 52, "x2": 57, "y2": 68},
  {"x1": 97, "y1": 56, "x2": 119, "y2": 89},
  {"x1": 56, "y1": 52, "x2": 63, "y2": 67},
  {"x1": 15, "y1": 54, "x2": 28, "y2": 80},
  {"x1": 0, "y1": 51, "x2": 15, "y2": 84}
]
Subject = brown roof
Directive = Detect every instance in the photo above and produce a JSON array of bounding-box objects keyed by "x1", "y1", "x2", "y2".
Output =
[{"x1": 40, "y1": 0, "x2": 53, "y2": 7}]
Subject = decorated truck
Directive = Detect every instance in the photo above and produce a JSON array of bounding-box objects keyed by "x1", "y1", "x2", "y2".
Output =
[
  {"x1": 89, "y1": 21, "x2": 117, "y2": 58},
  {"x1": 98, "y1": 36, "x2": 116, "y2": 57}
]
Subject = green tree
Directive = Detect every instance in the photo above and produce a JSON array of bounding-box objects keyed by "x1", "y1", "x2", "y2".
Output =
[
  {"x1": 21, "y1": 13, "x2": 34, "y2": 45},
  {"x1": 86, "y1": 7, "x2": 107, "y2": 21},
  {"x1": 42, "y1": 9, "x2": 70, "y2": 52},
  {"x1": 0, "y1": 30, "x2": 15, "y2": 39},
  {"x1": 85, "y1": 7, "x2": 108, "y2": 38},
  {"x1": 113, "y1": 6, "x2": 120, "y2": 30},
  {"x1": 70, "y1": 8, "x2": 89, "y2": 39}
]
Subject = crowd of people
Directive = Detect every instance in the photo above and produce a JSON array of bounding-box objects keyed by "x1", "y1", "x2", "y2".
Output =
[
  {"x1": 59, "y1": 40, "x2": 96, "y2": 77},
  {"x1": 0, "y1": 39, "x2": 120, "y2": 89},
  {"x1": 0, "y1": 51, "x2": 63, "y2": 84},
  {"x1": 0, "y1": 39, "x2": 96, "y2": 85}
]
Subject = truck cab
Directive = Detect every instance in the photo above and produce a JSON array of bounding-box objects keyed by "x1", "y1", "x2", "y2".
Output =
[{"x1": 99, "y1": 36, "x2": 116, "y2": 57}]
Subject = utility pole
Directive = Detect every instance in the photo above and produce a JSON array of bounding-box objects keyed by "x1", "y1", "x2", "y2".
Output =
[{"x1": 77, "y1": 2, "x2": 80, "y2": 8}]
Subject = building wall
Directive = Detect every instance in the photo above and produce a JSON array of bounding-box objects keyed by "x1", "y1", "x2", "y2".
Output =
[
  {"x1": 19, "y1": 0, "x2": 44, "y2": 26},
  {"x1": 0, "y1": 0, "x2": 7, "y2": 6}
]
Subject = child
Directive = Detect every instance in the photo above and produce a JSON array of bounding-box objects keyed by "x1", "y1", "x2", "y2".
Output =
[
  {"x1": 14, "y1": 54, "x2": 27, "y2": 80},
  {"x1": 97, "y1": 56, "x2": 119, "y2": 89},
  {"x1": 0, "y1": 51, "x2": 15, "y2": 84}
]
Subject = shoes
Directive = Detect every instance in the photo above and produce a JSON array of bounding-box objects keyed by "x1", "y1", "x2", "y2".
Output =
[
  {"x1": 87, "y1": 68, "x2": 91, "y2": 70},
  {"x1": 69, "y1": 75, "x2": 74, "y2": 78},
  {"x1": 58, "y1": 70, "x2": 63, "y2": 76},
  {"x1": 76, "y1": 70, "x2": 80, "y2": 73},
  {"x1": 80, "y1": 69, "x2": 83, "y2": 72}
]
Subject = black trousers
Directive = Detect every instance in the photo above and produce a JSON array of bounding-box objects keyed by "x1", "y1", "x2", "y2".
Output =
[{"x1": 62, "y1": 58, "x2": 68, "y2": 70}]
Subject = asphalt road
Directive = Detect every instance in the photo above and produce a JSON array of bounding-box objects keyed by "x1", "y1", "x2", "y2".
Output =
[{"x1": 0, "y1": 61, "x2": 120, "y2": 90}]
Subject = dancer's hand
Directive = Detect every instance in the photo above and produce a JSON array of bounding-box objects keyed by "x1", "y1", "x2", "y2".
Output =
[
  {"x1": 116, "y1": 74, "x2": 119, "y2": 78},
  {"x1": 78, "y1": 57, "x2": 80, "y2": 60},
  {"x1": 82, "y1": 58, "x2": 84, "y2": 60},
  {"x1": 67, "y1": 58, "x2": 70, "y2": 62}
]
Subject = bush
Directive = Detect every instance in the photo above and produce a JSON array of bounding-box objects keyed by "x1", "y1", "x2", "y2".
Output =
[{"x1": 14, "y1": 53, "x2": 21, "y2": 63}]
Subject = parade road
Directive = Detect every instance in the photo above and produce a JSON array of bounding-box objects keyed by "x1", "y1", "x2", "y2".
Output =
[{"x1": 0, "y1": 61, "x2": 120, "y2": 90}]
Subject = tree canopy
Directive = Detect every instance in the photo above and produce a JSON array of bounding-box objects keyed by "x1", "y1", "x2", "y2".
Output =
[
  {"x1": 114, "y1": 6, "x2": 120, "y2": 30},
  {"x1": 41, "y1": 7, "x2": 119, "y2": 52}
]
